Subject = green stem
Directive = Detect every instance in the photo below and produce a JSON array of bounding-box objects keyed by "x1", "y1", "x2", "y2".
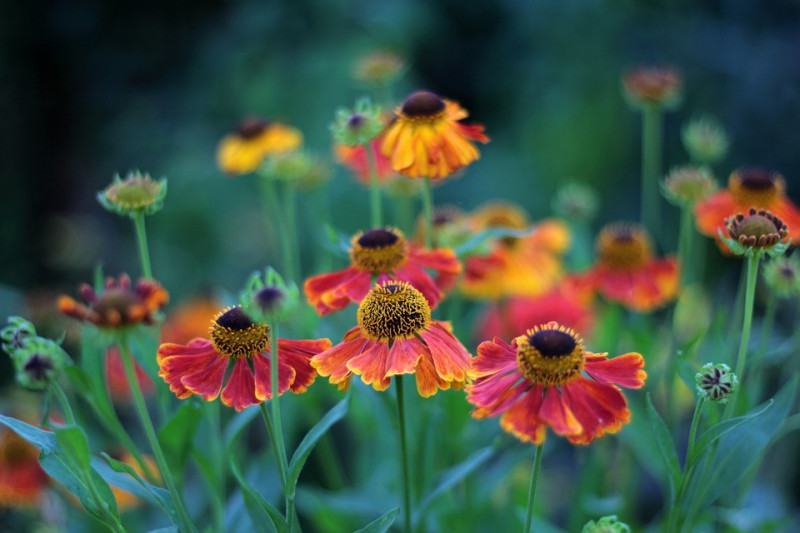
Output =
[
  {"x1": 259, "y1": 403, "x2": 287, "y2": 487},
  {"x1": 523, "y1": 443, "x2": 544, "y2": 533},
  {"x1": 258, "y1": 177, "x2": 295, "y2": 282},
  {"x1": 724, "y1": 254, "x2": 760, "y2": 419},
  {"x1": 421, "y1": 177, "x2": 434, "y2": 249},
  {"x1": 686, "y1": 397, "x2": 704, "y2": 461},
  {"x1": 51, "y1": 382, "x2": 76, "y2": 425},
  {"x1": 677, "y1": 207, "x2": 693, "y2": 286},
  {"x1": 132, "y1": 213, "x2": 153, "y2": 279},
  {"x1": 117, "y1": 340, "x2": 194, "y2": 532},
  {"x1": 395, "y1": 376, "x2": 412, "y2": 533},
  {"x1": 754, "y1": 292, "x2": 777, "y2": 369},
  {"x1": 281, "y1": 184, "x2": 301, "y2": 281},
  {"x1": 668, "y1": 398, "x2": 704, "y2": 532},
  {"x1": 641, "y1": 104, "x2": 663, "y2": 244},
  {"x1": 206, "y1": 402, "x2": 225, "y2": 533},
  {"x1": 269, "y1": 322, "x2": 294, "y2": 531},
  {"x1": 366, "y1": 142, "x2": 383, "y2": 228}
]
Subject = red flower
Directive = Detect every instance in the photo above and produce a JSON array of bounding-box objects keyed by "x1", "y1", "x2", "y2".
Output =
[
  {"x1": 0, "y1": 426, "x2": 48, "y2": 508},
  {"x1": 157, "y1": 307, "x2": 330, "y2": 411},
  {"x1": 467, "y1": 322, "x2": 646, "y2": 445},
  {"x1": 312, "y1": 282, "x2": 471, "y2": 397},
  {"x1": 335, "y1": 135, "x2": 396, "y2": 185},
  {"x1": 304, "y1": 227, "x2": 460, "y2": 315}
]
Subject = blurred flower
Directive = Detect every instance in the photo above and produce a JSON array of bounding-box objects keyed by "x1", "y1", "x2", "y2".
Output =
[
  {"x1": 621, "y1": 65, "x2": 683, "y2": 109},
  {"x1": 311, "y1": 282, "x2": 471, "y2": 396},
  {"x1": 696, "y1": 363, "x2": 737, "y2": 403},
  {"x1": 110, "y1": 452, "x2": 159, "y2": 511},
  {"x1": 414, "y1": 205, "x2": 472, "y2": 250},
  {"x1": 461, "y1": 203, "x2": 570, "y2": 299},
  {"x1": 261, "y1": 149, "x2": 317, "y2": 184},
  {"x1": 672, "y1": 285, "x2": 712, "y2": 347},
  {"x1": 331, "y1": 98, "x2": 384, "y2": 147},
  {"x1": 157, "y1": 307, "x2": 329, "y2": 411},
  {"x1": 381, "y1": 90, "x2": 488, "y2": 180},
  {"x1": 580, "y1": 223, "x2": 678, "y2": 312},
  {"x1": 59, "y1": 274, "x2": 168, "y2": 329},
  {"x1": 721, "y1": 209, "x2": 790, "y2": 258},
  {"x1": 552, "y1": 182, "x2": 599, "y2": 222},
  {"x1": 295, "y1": 156, "x2": 332, "y2": 191},
  {"x1": 7, "y1": 336, "x2": 69, "y2": 391},
  {"x1": 662, "y1": 166, "x2": 718, "y2": 209},
  {"x1": 694, "y1": 167, "x2": 800, "y2": 244},
  {"x1": 581, "y1": 515, "x2": 631, "y2": 533},
  {"x1": 681, "y1": 115, "x2": 730, "y2": 165},
  {"x1": 353, "y1": 50, "x2": 407, "y2": 86},
  {"x1": 0, "y1": 426, "x2": 48, "y2": 508},
  {"x1": 240, "y1": 267, "x2": 299, "y2": 324},
  {"x1": 217, "y1": 117, "x2": 303, "y2": 176},
  {"x1": 97, "y1": 171, "x2": 167, "y2": 217},
  {"x1": 467, "y1": 322, "x2": 646, "y2": 445},
  {"x1": 335, "y1": 135, "x2": 397, "y2": 185},
  {"x1": 762, "y1": 255, "x2": 800, "y2": 298},
  {"x1": 105, "y1": 346, "x2": 154, "y2": 403},
  {"x1": 479, "y1": 282, "x2": 595, "y2": 341},
  {"x1": 1, "y1": 316, "x2": 37, "y2": 354},
  {"x1": 304, "y1": 227, "x2": 460, "y2": 315},
  {"x1": 160, "y1": 297, "x2": 221, "y2": 345}
]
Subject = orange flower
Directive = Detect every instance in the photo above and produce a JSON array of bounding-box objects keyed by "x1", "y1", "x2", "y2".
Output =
[
  {"x1": 105, "y1": 346, "x2": 154, "y2": 402},
  {"x1": 161, "y1": 297, "x2": 222, "y2": 344},
  {"x1": 311, "y1": 282, "x2": 471, "y2": 397},
  {"x1": 381, "y1": 91, "x2": 488, "y2": 180},
  {"x1": 217, "y1": 117, "x2": 303, "y2": 176},
  {"x1": 304, "y1": 228, "x2": 461, "y2": 315},
  {"x1": 0, "y1": 426, "x2": 48, "y2": 508},
  {"x1": 59, "y1": 274, "x2": 168, "y2": 329},
  {"x1": 694, "y1": 167, "x2": 800, "y2": 245},
  {"x1": 460, "y1": 203, "x2": 570, "y2": 299},
  {"x1": 580, "y1": 223, "x2": 678, "y2": 312},
  {"x1": 467, "y1": 322, "x2": 646, "y2": 445},
  {"x1": 621, "y1": 65, "x2": 683, "y2": 108},
  {"x1": 335, "y1": 135, "x2": 397, "y2": 185},
  {"x1": 157, "y1": 307, "x2": 330, "y2": 411}
]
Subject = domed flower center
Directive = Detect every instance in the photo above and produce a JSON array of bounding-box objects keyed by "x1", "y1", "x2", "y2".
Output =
[
  {"x1": 94, "y1": 289, "x2": 144, "y2": 325},
  {"x1": 236, "y1": 117, "x2": 269, "y2": 139},
  {"x1": 104, "y1": 176, "x2": 163, "y2": 209},
  {"x1": 255, "y1": 287, "x2": 285, "y2": 313},
  {"x1": 357, "y1": 282, "x2": 431, "y2": 341},
  {"x1": 515, "y1": 323, "x2": 584, "y2": 386},
  {"x1": 401, "y1": 91, "x2": 446, "y2": 119},
  {"x1": 23, "y1": 354, "x2": 54, "y2": 381},
  {"x1": 596, "y1": 223, "x2": 652, "y2": 270},
  {"x1": 725, "y1": 208, "x2": 788, "y2": 249},
  {"x1": 350, "y1": 228, "x2": 409, "y2": 273},
  {"x1": 210, "y1": 307, "x2": 270, "y2": 359},
  {"x1": 729, "y1": 168, "x2": 784, "y2": 207}
]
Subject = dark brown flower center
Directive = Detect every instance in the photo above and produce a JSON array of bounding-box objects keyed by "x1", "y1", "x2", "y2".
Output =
[
  {"x1": 358, "y1": 228, "x2": 400, "y2": 248},
  {"x1": 529, "y1": 329, "x2": 577, "y2": 358},
  {"x1": 23, "y1": 354, "x2": 53, "y2": 381},
  {"x1": 596, "y1": 223, "x2": 652, "y2": 270},
  {"x1": 515, "y1": 324, "x2": 585, "y2": 386},
  {"x1": 237, "y1": 117, "x2": 269, "y2": 139},
  {"x1": 729, "y1": 168, "x2": 784, "y2": 207},
  {"x1": 351, "y1": 228, "x2": 408, "y2": 272},
  {"x1": 401, "y1": 91, "x2": 446, "y2": 118},
  {"x1": 216, "y1": 307, "x2": 254, "y2": 330},
  {"x1": 210, "y1": 307, "x2": 270, "y2": 359}
]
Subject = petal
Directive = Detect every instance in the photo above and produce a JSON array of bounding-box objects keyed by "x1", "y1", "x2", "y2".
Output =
[
  {"x1": 467, "y1": 370, "x2": 527, "y2": 417},
  {"x1": 346, "y1": 341, "x2": 392, "y2": 391},
  {"x1": 539, "y1": 386, "x2": 582, "y2": 437},
  {"x1": 470, "y1": 338, "x2": 518, "y2": 378},
  {"x1": 304, "y1": 267, "x2": 362, "y2": 315},
  {"x1": 157, "y1": 341, "x2": 224, "y2": 400},
  {"x1": 419, "y1": 322, "x2": 471, "y2": 382},
  {"x1": 220, "y1": 358, "x2": 260, "y2": 411},
  {"x1": 385, "y1": 338, "x2": 423, "y2": 376},
  {"x1": 562, "y1": 378, "x2": 628, "y2": 445},
  {"x1": 414, "y1": 349, "x2": 448, "y2": 397},
  {"x1": 393, "y1": 264, "x2": 444, "y2": 309},
  {"x1": 584, "y1": 352, "x2": 646, "y2": 389},
  {"x1": 311, "y1": 329, "x2": 370, "y2": 386},
  {"x1": 276, "y1": 338, "x2": 331, "y2": 393},
  {"x1": 498, "y1": 386, "x2": 546, "y2": 444},
  {"x1": 179, "y1": 355, "x2": 229, "y2": 402},
  {"x1": 252, "y1": 352, "x2": 295, "y2": 401}
]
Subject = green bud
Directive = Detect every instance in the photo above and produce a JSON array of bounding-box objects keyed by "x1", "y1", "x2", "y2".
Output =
[
  {"x1": 696, "y1": 363, "x2": 738, "y2": 403},
  {"x1": 261, "y1": 150, "x2": 317, "y2": 184},
  {"x1": 552, "y1": 182, "x2": 599, "y2": 222},
  {"x1": 240, "y1": 268, "x2": 299, "y2": 324},
  {"x1": 11, "y1": 337, "x2": 70, "y2": 391},
  {"x1": 1, "y1": 316, "x2": 37, "y2": 355},
  {"x1": 720, "y1": 209, "x2": 791, "y2": 259},
  {"x1": 662, "y1": 166, "x2": 718, "y2": 209},
  {"x1": 331, "y1": 97, "x2": 384, "y2": 147},
  {"x1": 581, "y1": 515, "x2": 631, "y2": 533},
  {"x1": 762, "y1": 255, "x2": 800, "y2": 298},
  {"x1": 98, "y1": 171, "x2": 167, "y2": 217},
  {"x1": 682, "y1": 115, "x2": 730, "y2": 165}
]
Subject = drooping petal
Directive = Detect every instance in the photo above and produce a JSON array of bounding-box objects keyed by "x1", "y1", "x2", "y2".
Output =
[
  {"x1": 499, "y1": 386, "x2": 546, "y2": 444},
  {"x1": 252, "y1": 352, "x2": 296, "y2": 401},
  {"x1": 393, "y1": 264, "x2": 444, "y2": 309},
  {"x1": 220, "y1": 358, "x2": 260, "y2": 411},
  {"x1": 561, "y1": 378, "x2": 620, "y2": 445},
  {"x1": 157, "y1": 340, "x2": 224, "y2": 400},
  {"x1": 385, "y1": 337, "x2": 423, "y2": 376},
  {"x1": 346, "y1": 341, "x2": 392, "y2": 391},
  {"x1": 304, "y1": 267, "x2": 364, "y2": 315},
  {"x1": 467, "y1": 371, "x2": 527, "y2": 418},
  {"x1": 584, "y1": 352, "x2": 646, "y2": 389},
  {"x1": 419, "y1": 321, "x2": 471, "y2": 383},
  {"x1": 179, "y1": 354, "x2": 229, "y2": 402},
  {"x1": 414, "y1": 349, "x2": 450, "y2": 397},
  {"x1": 276, "y1": 338, "x2": 331, "y2": 393},
  {"x1": 470, "y1": 337, "x2": 518, "y2": 378},
  {"x1": 310, "y1": 328, "x2": 370, "y2": 387},
  {"x1": 539, "y1": 386, "x2": 582, "y2": 437}
]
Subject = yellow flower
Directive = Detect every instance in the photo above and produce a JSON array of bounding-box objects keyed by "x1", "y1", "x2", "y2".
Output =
[{"x1": 217, "y1": 117, "x2": 303, "y2": 176}]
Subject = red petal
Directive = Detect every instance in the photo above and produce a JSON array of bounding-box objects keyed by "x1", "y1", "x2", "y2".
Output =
[
  {"x1": 346, "y1": 341, "x2": 391, "y2": 391},
  {"x1": 584, "y1": 353, "x2": 646, "y2": 389},
  {"x1": 252, "y1": 352, "x2": 295, "y2": 401},
  {"x1": 393, "y1": 264, "x2": 444, "y2": 309},
  {"x1": 539, "y1": 386, "x2": 582, "y2": 437},
  {"x1": 220, "y1": 358, "x2": 260, "y2": 411},
  {"x1": 385, "y1": 338, "x2": 422, "y2": 376},
  {"x1": 419, "y1": 322, "x2": 471, "y2": 382},
  {"x1": 471, "y1": 338, "x2": 517, "y2": 378},
  {"x1": 499, "y1": 387, "x2": 546, "y2": 444}
]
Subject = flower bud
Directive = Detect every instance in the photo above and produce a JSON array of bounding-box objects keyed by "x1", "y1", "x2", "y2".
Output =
[
  {"x1": 353, "y1": 51, "x2": 407, "y2": 86},
  {"x1": 1, "y1": 316, "x2": 37, "y2": 355},
  {"x1": 696, "y1": 363, "x2": 737, "y2": 403},
  {"x1": 682, "y1": 115, "x2": 730, "y2": 165},
  {"x1": 10, "y1": 337, "x2": 70, "y2": 391},
  {"x1": 331, "y1": 98, "x2": 385, "y2": 147},
  {"x1": 98, "y1": 171, "x2": 167, "y2": 217},
  {"x1": 552, "y1": 182, "x2": 599, "y2": 222},
  {"x1": 662, "y1": 166, "x2": 718, "y2": 209},
  {"x1": 762, "y1": 255, "x2": 800, "y2": 298},
  {"x1": 720, "y1": 208, "x2": 790, "y2": 258},
  {"x1": 240, "y1": 268, "x2": 299, "y2": 324},
  {"x1": 622, "y1": 65, "x2": 683, "y2": 110},
  {"x1": 581, "y1": 515, "x2": 631, "y2": 533}
]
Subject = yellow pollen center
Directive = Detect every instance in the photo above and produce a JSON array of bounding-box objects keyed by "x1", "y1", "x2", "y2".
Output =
[
  {"x1": 357, "y1": 282, "x2": 431, "y2": 341},
  {"x1": 596, "y1": 224, "x2": 652, "y2": 270},
  {"x1": 350, "y1": 228, "x2": 409, "y2": 273},
  {"x1": 729, "y1": 169, "x2": 784, "y2": 207},
  {"x1": 209, "y1": 307, "x2": 270, "y2": 359},
  {"x1": 515, "y1": 325, "x2": 585, "y2": 386}
]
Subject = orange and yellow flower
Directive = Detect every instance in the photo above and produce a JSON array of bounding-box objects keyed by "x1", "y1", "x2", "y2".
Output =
[
  {"x1": 467, "y1": 322, "x2": 646, "y2": 445},
  {"x1": 381, "y1": 91, "x2": 488, "y2": 180},
  {"x1": 694, "y1": 167, "x2": 800, "y2": 245},
  {"x1": 217, "y1": 117, "x2": 303, "y2": 176},
  {"x1": 460, "y1": 203, "x2": 570, "y2": 299},
  {"x1": 0, "y1": 426, "x2": 48, "y2": 508},
  {"x1": 157, "y1": 307, "x2": 330, "y2": 411},
  {"x1": 59, "y1": 274, "x2": 168, "y2": 329},
  {"x1": 312, "y1": 282, "x2": 472, "y2": 397},
  {"x1": 580, "y1": 223, "x2": 678, "y2": 312},
  {"x1": 304, "y1": 227, "x2": 460, "y2": 315}
]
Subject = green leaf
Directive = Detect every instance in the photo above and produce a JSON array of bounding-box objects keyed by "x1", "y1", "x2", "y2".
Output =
[
  {"x1": 230, "y1": 458, "x2": 287, "y2": 533},
  {"x1": 353, "y1": 508, "x2": 399, "y2": 533},
  {"x1": 286, "y1": 395, "x2": 350, "y2": 498},
  {"x1": 453, "y1": 227, "x2": 532, "y2": 257},
  {"x1": 415, "y1": 445, "x2": 494, "y2": 518},
  {"x1": 99, "y1": 453, "x2": 177, "y2": 524},
  {"x1": 688, "y1": 400, "x2": 773, "y2": 466},
  {"x1": 54, "y1": 425, "x2": 92, "y2": 471},
  {"x1": 158, "y1": 401, "x2": 204, "y2": 481},
  {"x1": 646, "y1": 393, "x2": 681, "y2": 505}
]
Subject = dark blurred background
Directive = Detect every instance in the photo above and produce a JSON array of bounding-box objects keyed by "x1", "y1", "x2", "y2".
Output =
[{"x1": 2, "y1": 0, "x2": 800, "y2": 300}]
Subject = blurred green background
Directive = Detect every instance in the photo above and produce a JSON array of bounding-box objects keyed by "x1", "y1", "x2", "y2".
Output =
[{"x1": 2, "y1": 0, "x2": 799, "y2": 299}]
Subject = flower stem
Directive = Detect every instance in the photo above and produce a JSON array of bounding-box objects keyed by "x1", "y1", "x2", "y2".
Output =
[
  {"x1": 51, "y1": 382, "x2": 76, "y2": 425},
  {"x1": 269, "y1": 322, "x2": 294, "y2": 530},
  {"x1": 395, "y1": 375, "x2": 412, "y2": 533},
  {"x1": 724, "y1": 254, "x2": 760, "y2": 419},
  {"x1": 669, "y1": 398, "x2": 705, "y2": 531},
  {"x1": 641, "y1": 104, "x2": 663, "y2": 244},
  {"x1": 366, "y1": 141, "x2": 383, "y2": 227},
  {"x1": 677, "y1": 207, "x2": 694, "y2": 286},
  {"x1": 421, "y1": 177, "x2": 434, "y2": 249},
  {"x1": 117, "y1": 339, "x2": 194, "y2": 532},
  {"x1": 754, "y1": 292, "x2": 777, "y2": 369},
  {"x1": 258, "y1": 176, "x2": 296, "y2": 282},
  {"x1": 132, "y1": 212, "x2": 153, "y2": 279},
  {"x1": 206, "y1": 402, "x2": 225, "y2": 533},
  {"x1": 523, "y1": 443, "x2": 544, "y2": 533},
  {"x1": 281, "y1": 184, "x2": 301, "y2": 281}
]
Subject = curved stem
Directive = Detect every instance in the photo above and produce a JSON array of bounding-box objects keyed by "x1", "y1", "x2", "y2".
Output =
[
  {"x1": 132, "y1": 213, "x2": 153, "y2": 279},
  {"x1": 206, "y1": 402, "x2": 225, "y2": 533},
  {"x1": 51, "y1": 382, "x2": 76, "y2": 425},
  {"x1": 395, "y1": 376, "x2": 412, "y2": 533},
  {"x1": 366, "y1": 141, "x2": 383, "y2": 228},
  {"x1": 641, "y1": 104, "x2": 663, "y2": 245},
  {"x1": 258, "y1": 177, "x2": 295, "y2": 282},
  {"x1": 117, "y1": 340, "x2": 194, "y2": 532},
  {"x1": 281, "y1": 184, "x2": 300, "y2": 281},
  {"x1": 677, "y1": 207, "x2": 693, "y2": 286},
  {"x1": 421, "y1": 177, "x2": 434, "y2": 249},
  {"x1": 269, "y1": 323, "x2": 294, "y2": 531},
  {"x1": 524, "y1": 443, "x2": 544, "y2": 533}
]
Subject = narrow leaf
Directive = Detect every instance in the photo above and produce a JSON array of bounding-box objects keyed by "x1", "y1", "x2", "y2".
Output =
[
  {"x1": 646, "y1": 393, "x2": 681, "y2": 504},
  {"x1": 688, "y1": 400, "x2": 773, "y2": 466},
  {"x1": 55, "y1": 425, "x2": 93, "y2": 471},
  {"x1": 416, "y1": 445, "x2": 494, "y2": 518},
  {"x1": 99, "y1": 453, "x2": 177, "y2": 523},
  {"x1": 353, "y1": 508, "x2": 400, "y2": 533},
  {"x1": 158, "y1": 401, "x2": 204, "y2": 481},
  {"x1": 230, "y1": 458, "x2": 287, "y2": 533}
]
